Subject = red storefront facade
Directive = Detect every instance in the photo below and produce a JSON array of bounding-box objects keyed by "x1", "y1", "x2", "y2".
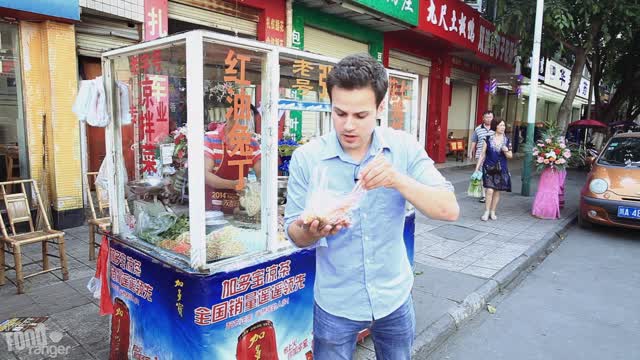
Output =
[
  {"x1": 383, "y1": 0, "x2": 516, "y2": 163},
  {"x1": 143, "y1": 0, "x2": 286, "y2": 44}
]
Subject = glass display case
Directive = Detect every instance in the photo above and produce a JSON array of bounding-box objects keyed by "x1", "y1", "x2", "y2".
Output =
[{"x1": 103, "y1": 31, "x2": 281, "y2": 272}]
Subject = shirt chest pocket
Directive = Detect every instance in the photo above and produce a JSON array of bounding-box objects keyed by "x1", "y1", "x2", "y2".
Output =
[{"x1": 371, "y1": 187, "x2": 405, "y2": 218}]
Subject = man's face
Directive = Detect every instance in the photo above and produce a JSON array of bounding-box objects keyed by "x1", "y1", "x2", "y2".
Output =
[
  {"x1": 331, "y1": 85, "x2": 383, "y2": 155},
  {"x1": 483, "y1": 113, "x2": 494, "y2": 127}
]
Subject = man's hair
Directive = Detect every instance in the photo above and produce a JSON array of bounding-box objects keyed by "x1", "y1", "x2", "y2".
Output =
[
  {"x1": 327, "y1": 54, "x2": 388, "y2": 107},
  {"x1": 490, "y1": 117, "x2": 505, "y2": 131},
  {"x1": 483, "y1": 110, "x2": 494, "y2": 117}
]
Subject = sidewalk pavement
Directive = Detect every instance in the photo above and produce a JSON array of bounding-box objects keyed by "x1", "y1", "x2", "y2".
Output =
[{"x1": 0, "y1": 163, "x2": 585, "y2": 360}]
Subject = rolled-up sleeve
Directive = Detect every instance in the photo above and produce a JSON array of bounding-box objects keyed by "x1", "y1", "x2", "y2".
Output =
[
  {"x1": 407, "y1": 136, "x2": 454, "y2": 192},
  {"x1": 284, "y1": 151, "x2": 327, "y2": 249}
]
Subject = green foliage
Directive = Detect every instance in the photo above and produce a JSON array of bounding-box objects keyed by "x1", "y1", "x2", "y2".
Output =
[{"x1": 496, "y1": 0, "x2": 640, "y2": 126}]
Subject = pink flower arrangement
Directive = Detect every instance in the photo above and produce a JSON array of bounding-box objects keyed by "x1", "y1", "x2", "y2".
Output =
[{"x1": 533, "y1": 136, "x2": 571, "y2": 172}]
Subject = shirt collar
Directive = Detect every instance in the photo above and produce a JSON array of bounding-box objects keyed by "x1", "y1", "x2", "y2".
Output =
[{"x1": 320, "y1": 127, "x2": 390, "y2": 163}]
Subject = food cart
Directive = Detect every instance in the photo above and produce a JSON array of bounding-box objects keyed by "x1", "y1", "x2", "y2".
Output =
[{"x1": 100, "y1": 30, "x2": 419, "y2": 359}]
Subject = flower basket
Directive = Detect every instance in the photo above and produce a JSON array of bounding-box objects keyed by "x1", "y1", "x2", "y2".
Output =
[
  {"x1": 531, "y1": 120, "x2": 570, "y2": 219},
  {"x1": 532, "y1": 120, "x2": 572, "y2": 173}
]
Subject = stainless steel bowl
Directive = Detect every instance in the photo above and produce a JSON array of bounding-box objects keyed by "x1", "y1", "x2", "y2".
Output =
[{"x1": 127, "y1": 178, "x2": 166, "y2": 196}]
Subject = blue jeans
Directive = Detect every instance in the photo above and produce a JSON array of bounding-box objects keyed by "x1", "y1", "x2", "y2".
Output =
[{"x1": 313, "y1": 296, "x2": 415, "y2": 360}]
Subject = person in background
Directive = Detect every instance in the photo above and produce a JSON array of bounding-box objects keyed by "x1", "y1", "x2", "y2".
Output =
[
  {"x1": 470, "y1": 110, "x2": 495, "y2": 203},
  {"x1": 285, "y1": 54, "x2": 459, "y2": 360},
  {"x1": 590, "y1": 129, "x2": 606, "y2": 151},
  {"x1": 204, "y1": 105, "x2": 261, "y2": 214},
  {"x1": 475, "y1": 118, "x2": 513, "y2": 221}
]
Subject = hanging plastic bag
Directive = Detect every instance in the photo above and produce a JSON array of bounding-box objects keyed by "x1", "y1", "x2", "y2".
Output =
[
  {"x1": 95, "y1": 156, "x2": 129, "y2": 198},
  {"x1": 468, "y1": 171, "x2": 483, "y2": 198},
  {"x1": 299, "y1": 166, "x2": 366, "y2": 229},
  {"x1": 133, "y1": 201, "x2": 177, "y2": 244}
]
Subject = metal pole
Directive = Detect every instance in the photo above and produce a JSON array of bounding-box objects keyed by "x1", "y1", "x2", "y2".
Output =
[{"x1": 521, "y1": 0, "x2": 544, "y2": 196}]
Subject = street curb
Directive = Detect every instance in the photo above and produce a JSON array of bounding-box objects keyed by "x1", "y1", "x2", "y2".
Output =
[
  {"x1": 412, "y1": 314, "x2": 457, "y2": 358},
  {"x1": 411, "y1": 209, "x2": 578, "y2": 358}
]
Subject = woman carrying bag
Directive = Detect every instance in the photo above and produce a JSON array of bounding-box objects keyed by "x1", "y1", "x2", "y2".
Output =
[{"x1": 475, "y1": 118, "x2": 513, "y2": 221}]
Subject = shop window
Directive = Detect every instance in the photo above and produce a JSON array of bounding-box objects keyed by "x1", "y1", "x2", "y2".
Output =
[
  {"x1": 387, "y1": 75, "x2": 416, "y2": 134},
  {"x1": 0, "y1": 22, "x2": 28, "y2": 183}
]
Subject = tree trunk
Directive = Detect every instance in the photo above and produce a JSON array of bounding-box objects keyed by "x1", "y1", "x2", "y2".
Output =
[
  {"x1": 556, "y1": 49, "x2": 587, "y2": 131},
  {"x1": 601, "y1": 80, "x2": 634, "y2": 123}
]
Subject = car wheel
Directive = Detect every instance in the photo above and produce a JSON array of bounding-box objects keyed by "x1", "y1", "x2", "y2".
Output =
[{"x1": 578, "y1": 214, "x2": 593, "y2": 229}]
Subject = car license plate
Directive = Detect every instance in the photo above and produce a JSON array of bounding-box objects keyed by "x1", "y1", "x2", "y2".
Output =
[{"x1": 617, "y1": 206, "x2": 640, "y2": 219}]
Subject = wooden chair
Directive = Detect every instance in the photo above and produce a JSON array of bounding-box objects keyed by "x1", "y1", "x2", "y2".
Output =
[
  {"x1": 0, "y1": 144, "x2": 20, "y2": 193},
  {"x1": 0, "y1": 179, "x2": 69, "y2": 294},
  {"x1": 449, "y1": 139, "x2": 466, "y2": 162},
  {"x1": 86, "y1": 172, "x2": 111, "y2": 261}
]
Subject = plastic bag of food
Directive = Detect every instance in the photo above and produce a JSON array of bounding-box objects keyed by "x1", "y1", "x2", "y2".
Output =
[
  {"x1": 299, "y1": 166, "x2": 366, "y2": 229},
  {"x1": 134, "y1": 201, "x2": 177, "y2": 244},
  {"x1": 467, "y1": 171, "x2": 483, "y2": 198}
]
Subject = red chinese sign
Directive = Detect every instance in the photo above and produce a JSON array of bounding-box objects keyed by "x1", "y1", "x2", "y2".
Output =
[
  {"x1": 129, "y1": 50, "x2": 169, "y2": 175},
  {"x1": 418, "y1": 0, "x2": 516, "y2": 69},
  {"x1": 265, "y1": 16, "x2": 286, "y2": 47},
  {"x1": 224, "y1": 49, "x2": 254, "y2": 191},
  {"x1": 144, "y1": 0, "x2": 168, "y2": 41},
  {"x1": 389, "y1": 77, "x2": 409, "y2": 130}
]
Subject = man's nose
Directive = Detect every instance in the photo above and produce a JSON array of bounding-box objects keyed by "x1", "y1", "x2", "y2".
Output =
[{"x1": 344, "y1": 116, "x2": 356, "y2": 130}]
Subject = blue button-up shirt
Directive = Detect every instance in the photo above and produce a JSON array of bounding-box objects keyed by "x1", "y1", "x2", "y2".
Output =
[{"x1": 284, "y1": 127, "x2": 453, "y2": 321}]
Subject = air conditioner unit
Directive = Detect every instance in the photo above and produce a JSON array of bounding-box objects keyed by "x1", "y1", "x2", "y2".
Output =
[{"x1": 464, "y1": 0, "x2": 483, "y2": 12}]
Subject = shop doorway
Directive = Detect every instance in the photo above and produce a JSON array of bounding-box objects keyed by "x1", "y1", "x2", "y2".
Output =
[
  {"x1": 446, "y1": 80, "x2": 477, "y2": 164},
  {"x1": 78, "y1": 57, "x2": 136, "y2": 180}
]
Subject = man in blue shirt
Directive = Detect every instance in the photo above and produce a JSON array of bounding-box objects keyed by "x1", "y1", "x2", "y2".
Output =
[{"x1": 284, "y1": 54, "x2": 459, "y2": 360}]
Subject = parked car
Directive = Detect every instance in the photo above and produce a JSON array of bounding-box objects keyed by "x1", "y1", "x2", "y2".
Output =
[{"x1": 579, "y1": 132, "x2": 640, "y2": 229}]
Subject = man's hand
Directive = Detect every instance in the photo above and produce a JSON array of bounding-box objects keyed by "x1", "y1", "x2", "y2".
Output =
[
  {"x1": 358, "y1": 157, "x2": 402, "y2": 190},
  {"x1": 288, "y1": 218, "x2": 349, "y2": 248}
]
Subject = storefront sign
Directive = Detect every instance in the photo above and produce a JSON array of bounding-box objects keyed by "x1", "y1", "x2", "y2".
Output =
[
  {"x1": 0, "y1": 0, "x2": 79, "y2": 21},
  {"x1": 144, "y1": 0, "x2": 168, "y2": 41},
  {"x1": 544, "y1": 58, "x2": 590, "y2": 99},
  {"x1": 418, "y1": 0, "x2": 516, "y2": 69},
  {"x1": 265, "y1": 16, "x2": 286, "y2": 47},
  {"x1": 278, "y1": 100, "x2": 331, "y2": 113},
  {"x1": 389, "y1": 76, "x2": 410, "y2": 130},
  {"x1": 128, "y1": 50, "x2": 169, "y2": 175},
  {"x1": 289, "y1": 111, "x2": 303, "y2": 140},
  {"x1": 352, "y1": 0, "x2": 419, "y2": 26},
  {"x1": 108, "y1": 240, "x2": 316, "y2": 359}
]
